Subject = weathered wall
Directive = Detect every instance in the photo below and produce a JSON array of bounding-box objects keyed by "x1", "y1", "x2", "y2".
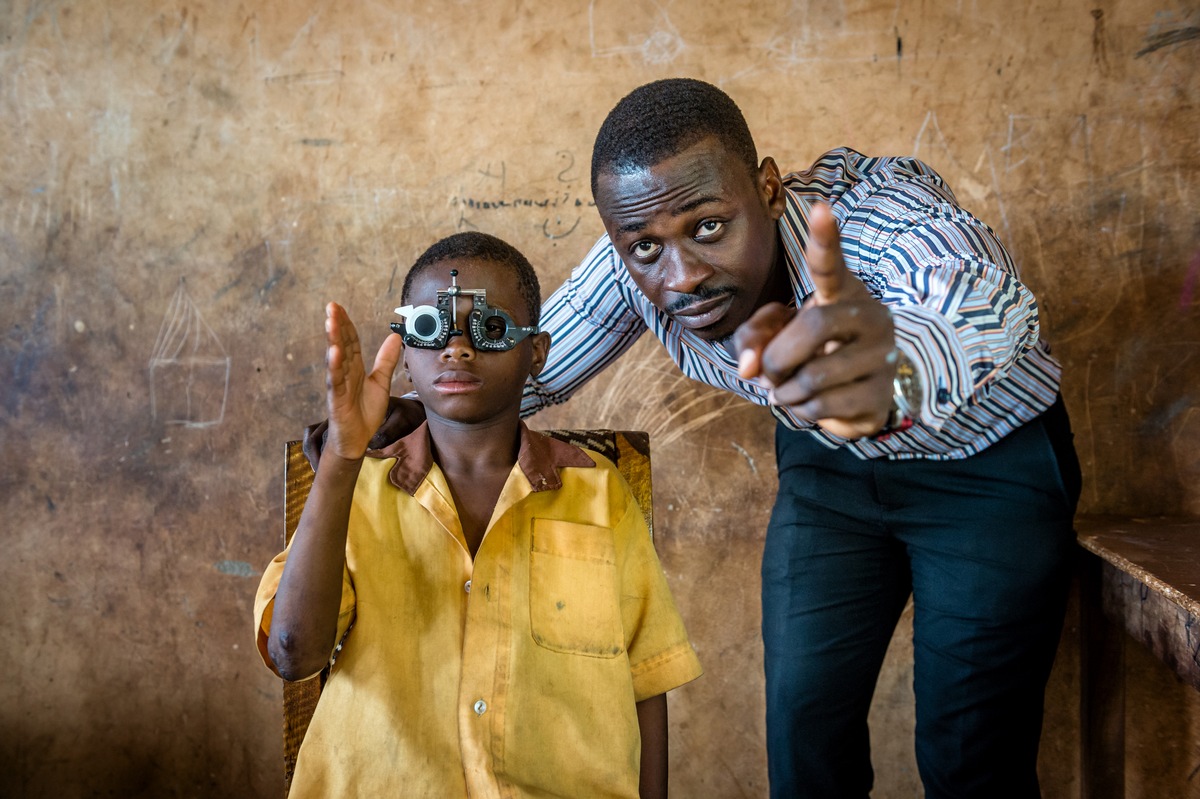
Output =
[{"x1": 1, "y1": 1, "x2": 1197, "y2": 796}]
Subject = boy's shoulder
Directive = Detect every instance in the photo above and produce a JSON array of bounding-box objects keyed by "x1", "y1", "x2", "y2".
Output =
[
  {"x1": 531, "y1": 430, "x2": 635, "y2": 484},
  {"x1": 535, "y1": 430, "x2": 651, "y2": 523},
  {"x1": 530, "y1": 429, "x2": 601, "y2": 469},
  {"x1": 534, "y1": 429, "x2": 633, "y2": 467}
]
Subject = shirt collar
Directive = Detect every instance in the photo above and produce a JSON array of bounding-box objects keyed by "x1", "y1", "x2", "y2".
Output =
[
  {"x1": 368, "y1": 420, "x2": 595, "y2": 496},
  {"x1": 776, "y1": 180, "x2": 817, "y2": 302}
]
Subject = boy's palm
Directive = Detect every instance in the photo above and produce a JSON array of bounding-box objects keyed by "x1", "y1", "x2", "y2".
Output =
[{"x1": 324, "y1": 302, "x2": 402, "y2": 460}]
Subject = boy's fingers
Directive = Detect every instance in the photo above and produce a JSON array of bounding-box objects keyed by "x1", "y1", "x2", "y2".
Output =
[
  {"x1": 369, "y1": 333, "x2": 403, "y2": 388},
  {"x1": 324, "y1": 304, "x2": 344, "y2": 380},
  {"x1": 325, "y1": 302, "x2": 367, "y2": 401},
  {"x1": 733, "y1": 302, "x2": 796, "y2": 380},
  {"x1": 325, "y1": 301, "x2": 345, "y2": 340}
]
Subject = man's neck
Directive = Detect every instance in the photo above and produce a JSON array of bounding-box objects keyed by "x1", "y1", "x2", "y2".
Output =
[{"x1": 764, "y1": 231, "x2": 794, "y2": 307}]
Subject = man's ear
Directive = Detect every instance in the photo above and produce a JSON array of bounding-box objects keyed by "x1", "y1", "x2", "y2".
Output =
[
  {"x1": 528, "y1": 331, "x2": 551, "y2": 378},
  {"x1": 757, "y1": 156, "x2": 787, "y2": 221}
]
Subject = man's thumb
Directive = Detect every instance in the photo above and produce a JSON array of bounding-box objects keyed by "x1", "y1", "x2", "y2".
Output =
[{"x1": 807, "y1": 202, "x2": 846, "y2": 305}]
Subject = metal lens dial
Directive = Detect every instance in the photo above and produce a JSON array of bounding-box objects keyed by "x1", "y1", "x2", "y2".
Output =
[
  {"x1": 393, "y1": 304, "x2": 449, "y2": 348},
  {"x1": 468, "y1": 308, "x2": 513, "y2": 350}
]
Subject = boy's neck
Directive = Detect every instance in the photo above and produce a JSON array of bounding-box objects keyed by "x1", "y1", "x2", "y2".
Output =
[
  {"x1": 425, "y1": 414, "x2": 523, "y2": 474},
  {"x1": 425, "y1": 413, "x2": 523, "y2": 558}
]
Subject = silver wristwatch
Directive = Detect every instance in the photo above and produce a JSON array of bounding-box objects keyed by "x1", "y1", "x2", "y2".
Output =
[{"x1": 886, "y1": 349, "x2": 922, "y2": 431}]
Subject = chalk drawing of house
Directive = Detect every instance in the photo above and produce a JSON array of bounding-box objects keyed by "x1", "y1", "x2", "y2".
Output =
[{"x1": 149, "y1": 280, "x2": 230, "y2": 427}]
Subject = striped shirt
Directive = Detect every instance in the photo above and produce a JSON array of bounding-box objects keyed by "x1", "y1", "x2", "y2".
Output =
[{"x1": 520, "y1": 148, "x2": 1062, "y2": 460}]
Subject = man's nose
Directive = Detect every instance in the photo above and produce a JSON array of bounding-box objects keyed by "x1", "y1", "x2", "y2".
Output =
[{"x1": 662, "y1": 245, "x2": 715, "y2": 295}]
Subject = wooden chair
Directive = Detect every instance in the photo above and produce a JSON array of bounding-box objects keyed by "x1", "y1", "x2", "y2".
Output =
[{"x1": 279, "y1": 430, "x2": 654, "y2": 794}]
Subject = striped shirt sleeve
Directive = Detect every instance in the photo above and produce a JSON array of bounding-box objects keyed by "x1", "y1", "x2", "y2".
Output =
[
  {"x1": 770, "y1": 150, "x2": 1061, "y2": 458},
  {"x1": 520, "y1": 235, "x2": 647, "y2": 416},
  {"x1": 829, "y1": 156, "x2": 1044, "y2": 429}
]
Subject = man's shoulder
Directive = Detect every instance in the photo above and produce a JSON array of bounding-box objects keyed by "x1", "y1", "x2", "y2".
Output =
[
  {"x1": 783, "y1": 148, "x2": 947, "y2": 193},
  {"x1": 780, "y1": 148, "x2": 957, "y2": 217}
]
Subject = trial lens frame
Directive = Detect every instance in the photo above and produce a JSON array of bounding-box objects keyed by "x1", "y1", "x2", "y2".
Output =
[{"x1": 390, "y1": 269, "x2": 538, "y2": 352}]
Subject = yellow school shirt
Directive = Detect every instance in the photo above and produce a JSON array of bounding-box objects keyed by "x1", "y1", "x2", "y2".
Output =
[{"x1": 255, "y1": 422, "x2": 702, "y2": 798}]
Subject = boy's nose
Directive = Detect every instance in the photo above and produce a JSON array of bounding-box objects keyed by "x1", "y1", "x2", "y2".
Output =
[
  {"x1": 440, "y1": 330, "x2": 475, "y2": 361},
  {"x1": 440, "y1": 295, "x2": 477, "y2": 359}
]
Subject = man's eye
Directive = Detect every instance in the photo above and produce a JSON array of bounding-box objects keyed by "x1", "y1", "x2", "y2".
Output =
[
  {"x1": 696, "y1": 220, "x2": 724, "y2": 239},
  {"x1": 631, "y1": 241, "x2": 661, "y2": 260}
]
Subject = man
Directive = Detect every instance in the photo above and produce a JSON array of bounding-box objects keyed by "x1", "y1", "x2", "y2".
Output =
[{"x1": 311, "y1": 78, "x2": 1081, "y2": 798}]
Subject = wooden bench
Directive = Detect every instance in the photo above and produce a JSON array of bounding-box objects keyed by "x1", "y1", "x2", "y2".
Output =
[{"x1": 1076, "y1": 515, "x2": 1200, "y2": 799}]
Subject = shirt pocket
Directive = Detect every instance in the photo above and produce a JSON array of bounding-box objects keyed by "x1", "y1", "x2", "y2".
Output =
[{"x1": 529, "y1": 519, "x2": 624, "y2": 658}]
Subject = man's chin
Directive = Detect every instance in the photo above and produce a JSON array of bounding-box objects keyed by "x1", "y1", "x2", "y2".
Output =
[{"x1": 690, "y1": 321, "x2": 736, "y2": 345}]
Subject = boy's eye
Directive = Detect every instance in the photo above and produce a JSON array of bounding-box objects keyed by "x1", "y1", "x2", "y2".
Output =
[
  {"x1": 631, "y1": 240, "x2": 662, "y2": 260},
  {"x1": 696, "y1": 220, "x2": 724, "y2": 240},
  {"x1": 482, "y1": 315, "x2": 507, "y2": 340}
]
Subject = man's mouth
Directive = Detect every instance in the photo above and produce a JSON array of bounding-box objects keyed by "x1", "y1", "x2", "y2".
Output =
[{"x1": 669, "y1": 292, "x2": 734, "y2": 330}]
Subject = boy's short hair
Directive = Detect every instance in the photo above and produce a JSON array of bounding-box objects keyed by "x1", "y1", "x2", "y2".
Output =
[
  {"x1": 402, "y1": 232, "x2": 542, "y2": 326},
  {"x1": 590, "y1": 78, "x2": 759, "y2": 193}
]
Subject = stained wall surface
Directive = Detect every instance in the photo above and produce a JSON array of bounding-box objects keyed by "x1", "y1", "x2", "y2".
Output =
[{"x1": 1, "y1": 1, "x2": 1197, "y2": 797}]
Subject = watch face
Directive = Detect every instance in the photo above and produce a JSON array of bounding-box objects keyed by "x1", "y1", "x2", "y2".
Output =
[{"x1": 892, "y1": 351, "x2": 922, "y2": 417}]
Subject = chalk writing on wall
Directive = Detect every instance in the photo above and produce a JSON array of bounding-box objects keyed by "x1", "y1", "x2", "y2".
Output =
[
  {"x1": 589, "y1": 0, "x2": 685, "y2": 64},
  {"x1": 451, "y1": 189, "x2": 596, "y2": 240},
  {"x1": 149, "y1": 280, "x2": 230, "y2": 428}
]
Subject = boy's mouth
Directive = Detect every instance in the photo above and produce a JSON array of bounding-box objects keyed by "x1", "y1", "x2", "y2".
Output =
[{"x1": 433, "y1": 371, "x2": 482, "y2": 393}]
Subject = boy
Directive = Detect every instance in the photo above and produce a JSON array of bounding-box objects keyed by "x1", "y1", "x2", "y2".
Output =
[{"x1": 254, "y1": 232, "x2": 702, "y2": 798}]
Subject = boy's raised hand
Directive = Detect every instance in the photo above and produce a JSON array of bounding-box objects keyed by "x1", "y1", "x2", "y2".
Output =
[
  {"x1": 323, "y1": 302, "x2": 403, "y2": 460},
  {"x1": 734, "y1": 202, "x2": 897, "y2": 439}
]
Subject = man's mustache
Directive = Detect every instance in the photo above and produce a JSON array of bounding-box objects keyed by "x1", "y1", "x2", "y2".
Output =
[{"x1": 665, "y1": 285, "x2": 735, "y2": 315}]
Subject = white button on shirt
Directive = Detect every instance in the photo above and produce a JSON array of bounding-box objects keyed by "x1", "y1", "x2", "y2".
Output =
[{"x1": 473, "y1": 699, "x2": 487, "y2": 715}]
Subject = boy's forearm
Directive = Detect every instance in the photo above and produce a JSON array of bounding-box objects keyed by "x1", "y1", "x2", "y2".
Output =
[
  {"x1": 267, "y1": 453, "x2": 362, "y2": 680},
  {"x1": 636, "y1": 693, "x2": 668, "y2": 799}
]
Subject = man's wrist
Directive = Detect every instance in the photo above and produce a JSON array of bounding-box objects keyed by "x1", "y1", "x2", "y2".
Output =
[
  {"x1": 883, "y1": 399, "x2": 915, "y2": 433},
  {"x1": 891, "y1": 348, "x2": 922, "y2": 422},
  {"x1": 875, "y1": 348, "x2": 922, "y2": 437}
]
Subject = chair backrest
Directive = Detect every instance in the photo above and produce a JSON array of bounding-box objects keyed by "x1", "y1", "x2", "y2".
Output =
[{"x1": 279, "y1": 429, "x2": 653, "y2": 794}]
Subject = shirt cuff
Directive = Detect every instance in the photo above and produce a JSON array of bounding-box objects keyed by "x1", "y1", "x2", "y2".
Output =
[
  {"x1": 630, "y1": 641, "x2": 703, "y2": 702},
  {"x1": 890, "y1": 305, "x2": 974, "y2": 427}
]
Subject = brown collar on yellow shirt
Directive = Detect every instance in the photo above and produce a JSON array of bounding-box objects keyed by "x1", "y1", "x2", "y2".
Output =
[{"x1": 368, "y1": 421, "x2": 595, "y2": 496}]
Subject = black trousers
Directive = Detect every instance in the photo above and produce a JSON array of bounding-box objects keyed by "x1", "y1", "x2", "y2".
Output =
[{"x1": 762, "y1": 397, "x2": 1081, "y2": 799}]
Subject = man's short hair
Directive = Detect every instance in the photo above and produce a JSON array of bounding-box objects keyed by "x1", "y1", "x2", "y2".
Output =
[
  {"x1": 591, "y1": 78, "x2": 759, "y2": 193},
  {"x1": 403, "y1": 232, "x2": 541, "y2": 326}
]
